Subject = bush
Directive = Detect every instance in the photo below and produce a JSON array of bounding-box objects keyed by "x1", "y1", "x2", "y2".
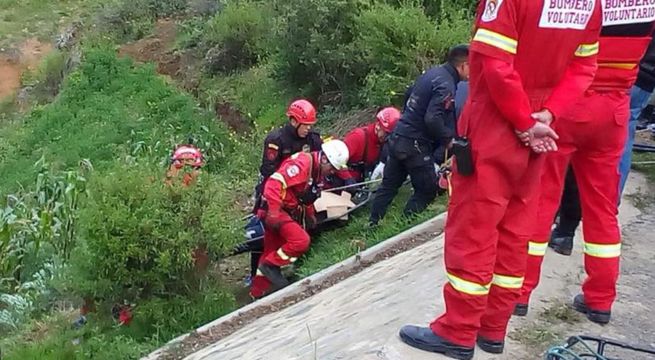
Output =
[
  {"x1": 271, "y1": 0, "x2": 368, "y2": 102},
  {"x1": 199, "y1": 63, "x2": 293, "y2": 129},
  {"x1": 188, "y1": 0, "x2": 224, "y2": 17},
  {"x1": 95, "y1": 0, "x2": 189, "y2": 41},
  {"x1": 355, "y1": 2, "x2": 473, "y2": 106},
  {"x1": 202, "y1": 1, "x2": 272, "y2": 74},
  {"x1": 68, "y1": 165, "x2": 242, "y2": 302}
]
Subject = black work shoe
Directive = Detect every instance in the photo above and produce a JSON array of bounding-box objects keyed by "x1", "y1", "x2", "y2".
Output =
[
  {"x1": 513, "y1": 303, "x2": 529, "y2": 317},
  {"x1": 476, "y1": 336, "x2": 504, "y2": 354},
  {"x1": 258, "y1": 264, "x2": 289, "y2": 290},
  {"x1": 399, "y1": 325, "x2": 474, "y2": 360},
  {"x1": 548, "y1": 229, "x2": 573, "y2": 256},
  {"x1": 572, "y1": 294, "x2": 611, "y2": 325}
]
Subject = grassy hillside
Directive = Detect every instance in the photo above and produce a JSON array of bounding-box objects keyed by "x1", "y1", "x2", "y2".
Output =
[{"x1": 0, "y1": 0, "x2": 469, "y2": 358}]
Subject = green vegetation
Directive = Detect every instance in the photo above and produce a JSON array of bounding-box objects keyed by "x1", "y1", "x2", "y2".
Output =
[
  {"x1": 0, "y1": 0, "x2": 91, "y2": 46},
  {"x1": 0, "y1": 0, "x2": 474, "y2": 358}
]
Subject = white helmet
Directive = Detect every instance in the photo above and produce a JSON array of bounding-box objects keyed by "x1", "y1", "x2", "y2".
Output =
[{"x1": 321, "y1": 139, "x2": 349, "y2": 170}]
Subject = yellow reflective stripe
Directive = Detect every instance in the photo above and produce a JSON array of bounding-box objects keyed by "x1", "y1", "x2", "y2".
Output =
[
  {"x1": 267, "y1": 143, "x2": 279, "y2": 150},
  {"x1": 598, "y1": 62, "x2": 637, "y2": 70},
  {"x1": 574, "y1": 42, "x2": 599, "y2": 57},
  {"x1": 447, "y1": 273, "x2": 490, "y2": 295},
  {"x1": 276, "y1": 248, "x2": 297, "y2": 262},
  {"x1": 492, "y1": 274, "x2": 524, "y2": 289},
  {"x1": 584, "y1": 242, "x2": 621, "y2": 258},
  {"x1": 472, "y1": 28, "x2": 518, "y2": 55},
  {"x1": 256, "y1": 269, "x2": 264, "y2": 276},
  {"x1": 270, "y1": 172, "x2": 287, "y2": 189},
  {"x1": 528, "y1": 241, "x2": 548, "y2": 256}
]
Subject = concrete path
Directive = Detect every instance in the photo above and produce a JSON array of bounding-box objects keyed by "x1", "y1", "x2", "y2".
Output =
[{"x1": 182, "y1": 172, "x2": 653, "y2": 360}]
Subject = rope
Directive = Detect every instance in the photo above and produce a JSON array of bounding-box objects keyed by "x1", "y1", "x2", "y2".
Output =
[{"x1": 545, "y1": 336, "x2": 608, "y2": 360}]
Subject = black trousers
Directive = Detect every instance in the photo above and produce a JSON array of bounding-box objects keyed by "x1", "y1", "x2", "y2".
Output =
[
  {"x1": 555, "y1": 166, "x2": 582, "y2": 236},
  {"x1": 369, "y1": 134, "x2": 437, "y2": 223}
]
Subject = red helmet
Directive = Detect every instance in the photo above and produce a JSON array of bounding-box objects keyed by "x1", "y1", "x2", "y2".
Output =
[
  {"x1": 376, "y1": 107, "x2": 401, "y2": 133},
  {"x1": 286, "y1": 99, "x2": 317, "y2": 125},
  {"x1": 171, "y1": 145, "x2": 204, "y2": 169}
]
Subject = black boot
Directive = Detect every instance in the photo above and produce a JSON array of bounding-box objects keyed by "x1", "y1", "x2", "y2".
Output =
[
  {"x1": 572, "y1": 294, "x2": 611, "y2": 325},
  {"x1": 258, "y1": 263, "x2": 290, "y2": 291},
  {"x1": 476, "y1": 336, "x2": 504, "y2": 354},
  {"x1": 549, "y1": 228, "x2": 574, "y2": 256},
  {"x1": 399, "y1": 325, "x2": 474, "y2": 360},
  {"x1": 513, "y1": 303, "x2": 529, "y2": 317}
]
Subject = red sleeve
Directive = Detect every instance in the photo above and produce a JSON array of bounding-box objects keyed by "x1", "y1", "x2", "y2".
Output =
[
  {"x1": 264, "y1": 153, "x2": 312, "y2": 212},
  {"x1": 343, "y1": 129, "x2": 365, "y2": 163},
  {"x1": 472, "y1": 0, "x2": 535, "y2": 131},
  {"x1": 543, "y1": 6, "x2": 601, "y2": 119},
  {"x1": 263, "y1": 177, "x2": 285, "y2": 213},
  {"x1": 336, "y1": 169, "x2": 356, "y2": 181},
  {"x1": 471, "y1": 0, "x2": 519, "y2": 64},
  {"x1": 481, "y1": 56, "x2": 535, "y2": 131}
]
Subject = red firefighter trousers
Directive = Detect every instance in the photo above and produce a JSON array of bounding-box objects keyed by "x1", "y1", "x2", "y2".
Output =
[
  {"x1": 430, "y1": 93, "x2": 548, "y2": 347},
  {"x1": 249, "y1": 219, "x2": 310, "y2": 298},
  {"x1": 519, "y1": 91, "x2": 627, "y2": 312}
]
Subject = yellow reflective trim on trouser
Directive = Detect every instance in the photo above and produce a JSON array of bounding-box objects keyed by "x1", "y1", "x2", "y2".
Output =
[
  {"x1": 528, "y1": 241, "x2": 548, "y2": 256},
  {"x1": 492, "y1": 274, "x2": 524, "y2": 289},
  {"x1": 256, "y1": 269, "x2": 264, "y2": 276},
  {"x1": 574, "y1": 42, "x2": 599, "y2": 57},
  {"x1": 276, "y1": 248, "x2": 298, "y2": 263},
  {"x1": 584, "y1": 242, "x2": 621, "y2": 258},
  {"x1": 472, "y1": 28, "x2": 518, "y2": 55},
  {"x1": 447, "y1": 273, "x2": 491, "y2": 296},
  {"x1": 270, "y1": 172, "x2": 287, "y2": 189}
]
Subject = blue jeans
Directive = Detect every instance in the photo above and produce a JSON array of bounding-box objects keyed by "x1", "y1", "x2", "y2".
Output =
[{"x1": 619, "y1": 86, "x2": 652, "y2": 196}]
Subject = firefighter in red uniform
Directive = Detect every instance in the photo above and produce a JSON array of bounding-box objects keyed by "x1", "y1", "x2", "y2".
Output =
[
  {"x1": 515, "y1": 7, "x2": 655, "y2": 325},
  {"x1": 165, "y1": 143, "x2": 204, "y2": 187},
  {"x1": 398, "y1": 0, "x2": 602, "y2": 359},
  {"x1": 254, "y1": 99, "x2": 323, "y2": 212},
  {"x1": 249, "y1": 140, "x2": 349, "y2": 299},
  {"x1": 246, "y1": 99, "x2": 323, "y2": 286},
  {"x1": 336, "y1": 107, "x2": 400, "y2": 185}
]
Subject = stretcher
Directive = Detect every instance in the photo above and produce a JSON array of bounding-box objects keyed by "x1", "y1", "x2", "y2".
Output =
[{"x1": 230, "y1": 187, "x2": 373, "y2": 256}]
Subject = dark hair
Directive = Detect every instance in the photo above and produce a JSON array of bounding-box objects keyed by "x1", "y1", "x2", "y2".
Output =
[{"x1": 447, "y1": 44, "x2": 469, "y2": 66}]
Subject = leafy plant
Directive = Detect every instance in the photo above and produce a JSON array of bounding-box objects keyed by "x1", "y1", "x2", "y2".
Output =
[
  {"x1": 202, "y1": 1, "x2": 272, "y2": 74},
  {"x1": 0, "y1": 162, "x2": 87, "y2": 291}
]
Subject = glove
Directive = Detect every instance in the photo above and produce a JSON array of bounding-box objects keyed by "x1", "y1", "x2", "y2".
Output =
[
  {"x1": 305, "y1": 213, "x2": 318, "y2": 230},
  {"x1": 343, "y1": 177, "x2": 359, "y2": 194},
  {"x1": 304, "y1": 206, "x2": 318, "y2": 231},
  {"x1": 370, "y1": 162, "x2": 385, "y2": 181}
]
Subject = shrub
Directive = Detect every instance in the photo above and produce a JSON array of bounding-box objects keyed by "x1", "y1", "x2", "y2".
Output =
[
  {"x1": 271, "y1": 0, "x2": 368, "y2": 102},
  {"x1": 95, "y1": 0, "x2": 189, "y2": 42},
  {"x1": 202, "y1": 1, "x2": 272, "y2": 74},
  {"x1": 199, "y1": 63, "x2": 293, "y2": 129},
  {"x1": 188, "y1": 0, "x2": 224, "y2": 17},
  {"x1": 354, "y1": 2, "x2": 473, "y2": 106}
]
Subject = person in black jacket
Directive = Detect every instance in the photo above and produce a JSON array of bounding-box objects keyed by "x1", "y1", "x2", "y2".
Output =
[
  {"x1": 253, "y1": 99, "x2": 323, "y2": 213},
  {"x1": 369, "y1": 45, "x2": 469, "y2": 226},
  {"x1": 549, "y1": 37, "x2": 655, "y2": 256}
]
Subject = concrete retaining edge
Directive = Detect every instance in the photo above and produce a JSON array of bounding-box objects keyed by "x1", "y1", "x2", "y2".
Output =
[{"x1": 142, "y1": 211, "x2": 448, "y2": 360}]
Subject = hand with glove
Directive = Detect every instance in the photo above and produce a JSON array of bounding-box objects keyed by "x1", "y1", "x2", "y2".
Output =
[
  {"x1": 370, "y1": 162, "x2": 385, "y2": 181},
  {"x1": 304, "y1": 206, "x2": 318, "y2": 231},
  {"x1": 343, "y1": 177, "x2": 359, "y2": 194}
]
